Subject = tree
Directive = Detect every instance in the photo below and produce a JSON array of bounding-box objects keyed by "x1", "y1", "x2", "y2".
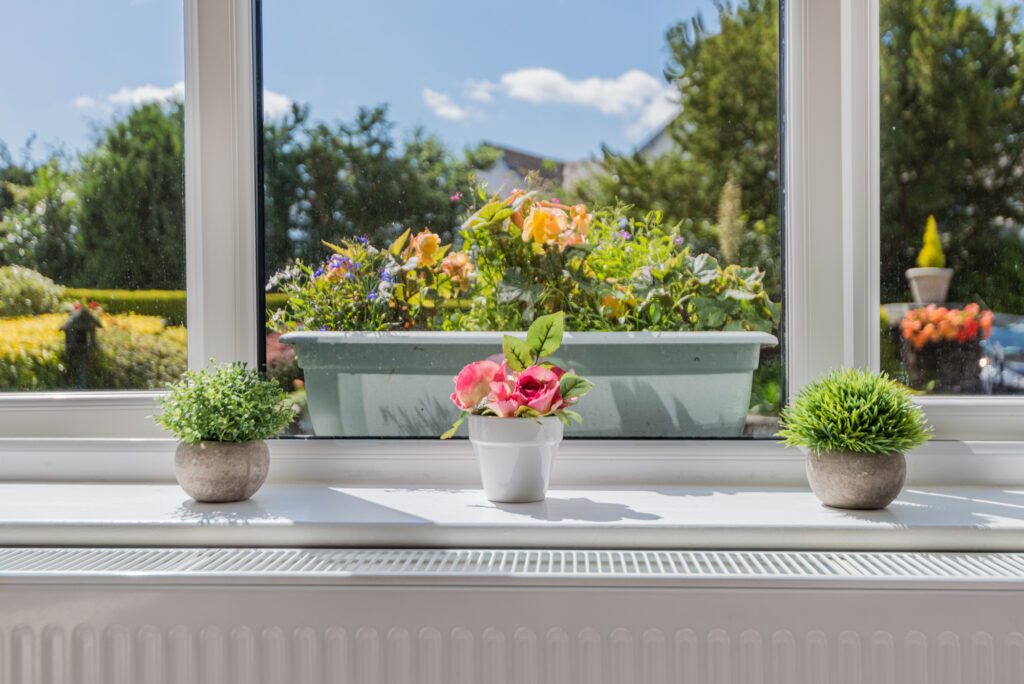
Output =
[
  {"x1": 262, "y1": 104, "x2": 498, "y2": 273},
  {"x1": 880, "y1": 0, "x2": 1024, "y2": 308},
  {"x1": 75, "y1": 102, "x2": 185, "y2": 289},
  {"x1": 0, "y1": 158, "x2": 81, "y2": 281},
  {"x1": 579, "y1": 0, "x2": 781, "y2": 297}
]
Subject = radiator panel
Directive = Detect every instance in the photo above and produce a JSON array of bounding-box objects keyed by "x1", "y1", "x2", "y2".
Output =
[{"x1": 2, "y1": 584, "x2": 1024, "y2": 683}]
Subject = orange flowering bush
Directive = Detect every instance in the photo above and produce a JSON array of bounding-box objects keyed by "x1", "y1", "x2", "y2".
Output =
[{"x1": 900, "y1": 303, "x2": 993, "y2": 350}]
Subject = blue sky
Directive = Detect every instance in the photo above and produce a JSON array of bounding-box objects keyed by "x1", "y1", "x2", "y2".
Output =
[{"x1": 0, "y1": 0, "x2": 717, "y2": 164}]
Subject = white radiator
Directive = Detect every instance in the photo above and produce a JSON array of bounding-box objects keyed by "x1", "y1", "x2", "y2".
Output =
[{"x1": 2, "y1": 548, "x2": 1023, "y2": 684}]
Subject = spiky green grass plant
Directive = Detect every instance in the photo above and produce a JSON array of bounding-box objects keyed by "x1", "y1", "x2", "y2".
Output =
[
  {"x1": 777, "y1": 368, "x2": 931, "y2": 455},
  {"x1": 154, "y1": 361, "x2": 293, "y2": 444}
]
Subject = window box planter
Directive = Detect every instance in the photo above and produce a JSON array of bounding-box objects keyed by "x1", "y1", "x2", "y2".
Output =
[{"x1": 281, "y1": 330, "x2": 777, "y2": 438}]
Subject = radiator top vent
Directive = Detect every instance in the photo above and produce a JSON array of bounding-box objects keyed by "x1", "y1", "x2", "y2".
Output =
[{"x1": 1, "y1": 547, "x2": 1023, "y2": 583}]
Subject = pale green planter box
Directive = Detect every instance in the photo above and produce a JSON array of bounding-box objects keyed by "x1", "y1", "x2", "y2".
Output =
[{"x1": 280, "y1": 331, "x2": 777, "y2": 438}]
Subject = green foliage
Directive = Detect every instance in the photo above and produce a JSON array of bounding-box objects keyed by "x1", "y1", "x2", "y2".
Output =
[
  {"x1": 154, "y1": 361, "x2": 293, "y2": 444},
  {"x1": 0, "y1": 266, "x2": 64, "y2": 317},
  {"x1": 86, "y1": 325, "x2": 187, "y2": 390},
  {"x1": 915, "y1": 215, "x2": 946, "y2": 268},
  {"x1": 578, "y1": 0, "x2": 781, "y2": 300},
  {"x1": 777, "y1": 368, "x2": 931, "y2": 455},
  {"x1": 881, "y1": 0, "x2": 1024, "y2": 303},
  {"x1": 76, "y1": 102, "x2": 185, "y2": 289},
  {"x1": 63, "y1": 288, "x2": 186, "y2": 325},
  {"x1": 0, "y1": 158, "x2": 81, "y2": 281}
]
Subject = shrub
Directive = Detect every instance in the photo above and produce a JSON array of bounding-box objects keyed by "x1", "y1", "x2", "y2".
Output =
[
  {"x1": 0, "y1": 312, "x2": 186, "y2": 391},
  {"x1": 777, "y1": 368, "x2": 931, "y2": 455},
  {"x1": 153, "y1": 361, "x2": 293, "y2": 443},
  {"x1": 915, "y1": 215, "x2": 946, "y2": 268},
  {"x1": 0, "y1": 266, "x2": 65, "y2": 317},
  {"x1": 63, "y1": 288, "x2": 187, "y2": 326}
]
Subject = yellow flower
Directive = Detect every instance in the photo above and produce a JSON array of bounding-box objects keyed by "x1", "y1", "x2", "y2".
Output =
[
  {"x1": 411, "y1": 229, "x2": 440, "y2": 266},
  {"x1": 522, "y1": 206, "x2": 568, "y2": 244}
]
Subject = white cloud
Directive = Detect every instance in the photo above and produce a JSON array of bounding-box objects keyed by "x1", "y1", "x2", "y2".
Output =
[
  {"x1": 422, "y1": 88, "x2": 469, "y2": 121},
  {"x1": 500, "y1": 68, "x2": 666, "y2": 116},
  {"x1": 72, "y1": 95, "x2": 98, "y2": 110},
  {"x1": 626, "y1": 89, "x2": 682, "y2": 141},
  {"x1": 262, "y1": 88, "x2": 293, "y2": 119},
  {"x1": 108, "y1": 81, "x2": 185, "y2": 106},
  {"x1": 73, "y1": 82, "x2": 294, "y2": 119},
  {"x1": 464, "y1": 79, "x2": 497, "y2": 103}
]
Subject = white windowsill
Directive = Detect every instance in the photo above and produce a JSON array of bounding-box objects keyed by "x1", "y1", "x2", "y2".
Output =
[{"x1": 3, "y1": 482, "x2": 1024, "y2": 551}]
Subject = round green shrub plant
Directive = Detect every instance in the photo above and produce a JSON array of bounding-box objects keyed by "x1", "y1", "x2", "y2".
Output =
[
  {"x1": 777, "y1": 368, "x2": 931, "y2": 455},
  {"x1": 0, "y1": 265, "x2": 64, "y2": 317},
  {"x1": 154, "y1": 361, "x2": 293, "y2": 443}
]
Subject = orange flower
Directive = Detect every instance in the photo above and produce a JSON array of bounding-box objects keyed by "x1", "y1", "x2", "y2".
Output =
[
  {"x1": 570, "y1": 204, "x2": 592, "y2": 235},
  {"x1": 411, "y1": 229, "x2": 440, "y2": 266},
  {"x1": 440, "y1": 251, "x2": 474, "y2": 292},
  {"x1": 601, "y1": 295, "x2": 623, "y2": 317},
  {"x1": 522, "y1": 206, "x2": 568, "y2": 244}
]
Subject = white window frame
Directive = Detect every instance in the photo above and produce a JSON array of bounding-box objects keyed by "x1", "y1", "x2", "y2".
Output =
[{"x1": 0, "y1": 0, "x2": 1019, "y2": 472}]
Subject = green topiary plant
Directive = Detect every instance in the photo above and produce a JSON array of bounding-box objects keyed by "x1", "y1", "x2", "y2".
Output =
[
  {"x1": 153, "y1": 361, "x2": 294, "y2": 443},
  {"x1": 776, "y1": 368, "x2": 931, "y2": 454},
  {"x1": 916, "y1": 215, "x2": 946, "y2": 268}
]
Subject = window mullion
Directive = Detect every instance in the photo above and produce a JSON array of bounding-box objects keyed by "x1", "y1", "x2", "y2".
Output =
[{"x1": 184, "y1": 0, "x2": 259, "y2": 370}]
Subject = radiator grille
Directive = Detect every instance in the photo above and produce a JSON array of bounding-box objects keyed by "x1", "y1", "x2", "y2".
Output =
[{"x1": 0, "y1": 547, "x2": 1023, "y2": 581}]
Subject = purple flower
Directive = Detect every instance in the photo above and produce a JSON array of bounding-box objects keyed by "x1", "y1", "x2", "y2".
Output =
[
  {"x1": 354, "y1": 235, "x2": 369, "y2": 245},
  {"x1": 380, "y1": 268, "x2": 394, "y2": 283},
  {"x1": 366, "y1": 292, "x2": 378, "y2": 301},
  {"x1": 319, "y1": 326, "x2": 327, "y2": 331},
  {"x1": 313, "y1": 267, "x2": 325, "y2": 278},
  {"x1": 616, "y1": 230, "x2": 631, "y2": 240},
  {"x1": 618, "y1": 217, "x2": 629, "y2": 230},
  {"x1": 674, "y1": 236, "x2": 686, "y2": 246}
]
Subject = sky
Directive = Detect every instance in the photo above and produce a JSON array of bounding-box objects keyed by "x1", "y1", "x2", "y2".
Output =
[{"x1": 0, "y1": 0, "x2": 718, "y2": 165}]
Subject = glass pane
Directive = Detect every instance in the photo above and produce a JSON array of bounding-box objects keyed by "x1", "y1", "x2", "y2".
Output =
[
  {"x1": 0, "y1": 0, "x2": 186, "y2": 391},
  {"x1": 261, "y1": 0, "x2": 783, "y2": 437},
  {"x1": 880, "y1": 0, "x2": 1024, "y2": 395}
]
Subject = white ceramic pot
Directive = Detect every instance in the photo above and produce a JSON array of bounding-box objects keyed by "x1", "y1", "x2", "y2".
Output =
[
  {"x1": 905, "y1": 267, "x2": 953, "y2": 304},
  {"x1": 468, "y1": 414, "x2": 563, "y2": 503}
]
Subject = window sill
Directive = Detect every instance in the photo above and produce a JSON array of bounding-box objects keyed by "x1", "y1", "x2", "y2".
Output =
[{"x1": 3, "y1": 482, "x2": 1024, "y2": 551}]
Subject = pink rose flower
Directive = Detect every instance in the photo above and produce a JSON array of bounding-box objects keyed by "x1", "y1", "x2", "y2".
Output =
[
  {"x1": 451, "y1": 361, "x2": 503, "y2": 410},
  {"x1": 510, "y1": 365, "x2": 564, "y2": 415}
]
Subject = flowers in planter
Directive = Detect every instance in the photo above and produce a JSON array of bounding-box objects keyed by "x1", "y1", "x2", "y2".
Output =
[
  {"x1": 899, "y1": 303, "x2": 992, "y2": 349},
  {"x1": 442, "y1": 312, "x2": 594, "y2": 438},
  {"x1": 267, "y1": 187, "x2": 779, "y2": 336}
]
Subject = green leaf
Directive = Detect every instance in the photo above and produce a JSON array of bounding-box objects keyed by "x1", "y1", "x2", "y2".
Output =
[
  {"x1": 321, "y1": 239, "x2": 347, "y2": 254},
  {"x1": 559, "y1": 408, "x2": 583, "y2": 425},
  {"x1": 559, "y1": 373, "x2": 594, "y2": 402},
  {"x1": 441, "y1": 411, "x2": 466, "y2": 440},
  {"x1": 503, "y1": 335, "x2": 533, "y2": 371},
  {"x1": 515, "y1": 405, "x2": 542, "y2": 418},
  {"x1": 389, "y1": 229, "x2": 411, "y2": 256},
  {"x1": 526, "y1": 311, "x2": 564, "y2": 358}
]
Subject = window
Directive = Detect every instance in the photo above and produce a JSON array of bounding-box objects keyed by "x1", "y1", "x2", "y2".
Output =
[
  {"x1": 0, "y1": 0, "x2": 187, "y2": 394},
  {"x1": 259, "y1": 0, "x2": 785, "y2": 439},
  {"x1": 0, "y1": 0, "x2": 1017, "y2": 455}
]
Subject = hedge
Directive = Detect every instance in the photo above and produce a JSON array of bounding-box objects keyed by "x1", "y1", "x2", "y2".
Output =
[
  {"x1": 62, "y1": 289, "x2": 291, "y2": 327},
  {"x1": 0, "y1": 313, "x2": 187, "y2": 391},
  {"x1": 63, "y1": 289, "x2": 187, "y2": 326}
]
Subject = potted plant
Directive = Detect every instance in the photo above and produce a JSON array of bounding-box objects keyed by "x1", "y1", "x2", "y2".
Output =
[
  {"x1": 442, "y1": 312, "x2": 593, "y2": 503},
  {"x1": 274, "y1": 190, "x2": 778, "y2": 438},
  {"x1": 776, "y1": 368, "x2": 931, "y2": 510},
  {"x1": 899, "y1": 303, "x2": 993, "y2": 393},
  {"x1": 153, "y1": 361, "x2": 294, "y2": 503},
  {"x1": 905, "y1": 215, "x2": 953, "y2": 303}
]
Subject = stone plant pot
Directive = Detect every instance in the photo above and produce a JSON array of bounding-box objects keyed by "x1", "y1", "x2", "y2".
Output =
[
  {"x1": 905, "y1": 267, "x2": 953, "y2": 304},
  {"x1": 805, "y1": 450, "x2": 906, "y2": 510},
  {"x1": 468, "y1": 414, "x2": 563, "y2": 503},
  {"x1": 174, "y1": 440, "x2": 270, "y2": 503}
]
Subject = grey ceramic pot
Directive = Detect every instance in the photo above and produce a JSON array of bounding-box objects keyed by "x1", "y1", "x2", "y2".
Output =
[
  {"x1": 174, "y1": 441, "x2": 270, "y2": 503},
  {"x1": 805, "y1": 450, "x2": 906, "y2": 510}
]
